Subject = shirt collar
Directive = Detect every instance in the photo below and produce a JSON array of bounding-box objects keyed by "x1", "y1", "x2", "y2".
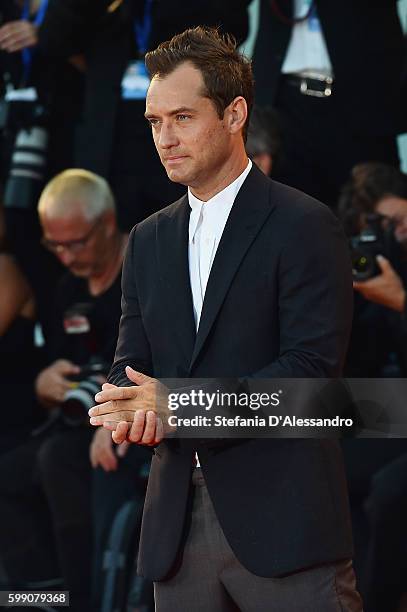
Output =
[
  {"x1": 188, "y1": 159, "x2": 252, "y2": 243},
  {"x1": 188, "y1": 159, "x2": 252, "y2": 211}
]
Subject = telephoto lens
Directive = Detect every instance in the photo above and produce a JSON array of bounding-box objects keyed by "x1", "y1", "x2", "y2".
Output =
[
  {"x1": 61, "y1": 375, "x2": 105, "y2": 427},
  {"x1": 3, "y1": 125, "x2": 48, "y2": 210}
]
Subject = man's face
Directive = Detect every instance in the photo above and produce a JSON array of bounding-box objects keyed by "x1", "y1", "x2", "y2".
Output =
[
  {"x1": 375, "y1": 196, "x2": 407, "y2": 248},
  {"x1": 145, "y1": 62, "x2": 233, "y2": 190},
  {"x1": 40, "y1": 203, "x2": 112, "y2": 277}
]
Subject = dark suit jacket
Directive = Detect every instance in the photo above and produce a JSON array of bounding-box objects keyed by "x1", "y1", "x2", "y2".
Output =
[
  {"x1": 108, "y1": 165, "x2": 355, "y2": 581},
  {"x1": 253, "y1": 0, "x2": 405, "y2": 135}
]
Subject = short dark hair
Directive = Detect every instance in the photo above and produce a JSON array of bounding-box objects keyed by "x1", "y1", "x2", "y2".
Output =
[
  {"x1": 338, "y1": 162, "x2": 407, "y2": 235},
  {"x1": 246, "y1": 105, "x2": 281, "y2": 164},
  {"x1": 145, "y1": 26, "x2": 254, "y2": 140}
]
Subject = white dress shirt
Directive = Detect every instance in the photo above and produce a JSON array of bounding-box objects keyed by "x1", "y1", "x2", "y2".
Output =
[
  {"x1": 281, "y1": 0, "x2": 333, "y2": 77},
  {"x1": 188, "y1": 159, "x2": 252, "y2": 330},
  {"x1": 187, "y1": 158, "x2": 252, "y2": 467}
]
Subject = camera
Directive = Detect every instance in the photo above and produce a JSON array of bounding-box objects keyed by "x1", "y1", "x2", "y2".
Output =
[
  {"x1": 349, "y1": 213, "x2": 399, "y2": 281},
  {"x1": 3, "y1": 99, "x2": 48, "y2": 210},
  {"x1": 61, "y1": 361, "x2": 109, "y2": 427}
]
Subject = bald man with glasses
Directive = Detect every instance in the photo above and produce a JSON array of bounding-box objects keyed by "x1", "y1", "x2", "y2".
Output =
[{"x1": 0, "y1": 169, "x2": 136, "y2": 612}]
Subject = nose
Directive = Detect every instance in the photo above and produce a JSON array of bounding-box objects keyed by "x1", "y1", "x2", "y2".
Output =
[
  {"x1": 157, "y1": 121, "x2": 179, "y2": 149},
  {"x1": 57, "y1": 247, "x2": 75, "y2": 267},
  {"x1": 395, "y1": 217, "x2": 407, "y2": 239}
]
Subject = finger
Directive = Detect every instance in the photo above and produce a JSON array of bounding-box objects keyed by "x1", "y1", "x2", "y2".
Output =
[
  {"x1": 94, "y1": 385, "x2": 140, "y2": 403},
  {"x1": 89, "y1": 400, "x2": 127, "y2": 418},
  {"x1": 61, "y1": 380, "x2": 76, "y2": 391},
  {"x1": 127, "y1": 409, "x2": 147, "y2": 443},
  {"x1": 0, "y1": 34, "x2": 23, "y2": 49},
  {"x1": 112, "y1": 421, "x2": 130, "y2": 444},
  {"x1": 353, "y1": 279, "x2": 372, "y2": 291},
  {"x1": 125, "y1": 366, "x2": 153, "y2": 385},
  {"x1": 116, "y1": 441, "x2": 130, "y2": 458},
  {"x1": 102, "y1": 421, "x2": 119, "y2": 431},
  {"x1": 90, "y1": 449, "x2": 97, "y2": 468},
  {"x1": 140, "y1": 410, "x2": 158, "y2": 445},
  {"x1": 154, "y1": 417, "x2": 164, "y2": 444},
  {"x1": 102, "y1": 382, "x2": 117, "y2": 390},
  {"x1": 90, "y1": 410, "x2": 134, "y2": 425},
  {"x1": 2, "y1": 31, "x2": 34, "y2": 46},
  {"x1": 6, "y1": 38, "x2": 36, "y2": 53},
  {"x1": 101, "y1": 450, "x2": 118, "y2": 472},
  {"x1": 0, "y1": 23, "x2": 21, "y2": 41},
  {"x1": 376, "y1": 254, "x2": 391, "y2": 273}
]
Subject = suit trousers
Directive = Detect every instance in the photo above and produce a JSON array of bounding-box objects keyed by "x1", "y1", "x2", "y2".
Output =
[{"x1": 154, "y1": 469, "x2": 363, "y2": 612}]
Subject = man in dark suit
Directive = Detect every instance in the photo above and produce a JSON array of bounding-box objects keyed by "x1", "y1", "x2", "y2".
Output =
[
  {"x1": 89, "y1": 27, "x2": 362, "y2": 611},
  {"x1": 253, "y1": 0, "x2": 405, "y2": 208}
]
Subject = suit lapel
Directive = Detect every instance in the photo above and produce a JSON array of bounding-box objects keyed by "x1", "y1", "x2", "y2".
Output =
[
  {"x1": 189, "y1": 165, "x2": 276, "y2": 371},
  {"x1": 156, "y1": 195, "x2": 196, "y2": 370}
]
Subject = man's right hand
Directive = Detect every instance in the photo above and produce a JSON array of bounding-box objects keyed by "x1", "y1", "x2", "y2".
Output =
[
  {"x1": 35, "y1": 359, "x2": 80, "y2": 406},
  {"x1": 89, "y1": 367, "x2": 169, "y2": 445}
]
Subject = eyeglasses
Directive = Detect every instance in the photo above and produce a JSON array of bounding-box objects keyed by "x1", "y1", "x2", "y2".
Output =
[{"x1": 42, "y1": 219, "x2": 101, "y2": 255}]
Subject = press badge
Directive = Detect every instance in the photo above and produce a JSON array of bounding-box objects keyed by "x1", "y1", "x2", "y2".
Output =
[
  {"x1": 121, "y1": 60, "x2": 150, "y2": 100},
  {"x1": 4, "y1": 87, "x2": 38, "y2": 102},
  {"x1": 64, "y1": 303, "x2": 92, "y2": 335}
]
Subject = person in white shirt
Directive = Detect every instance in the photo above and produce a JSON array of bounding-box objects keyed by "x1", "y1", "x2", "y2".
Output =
[
  {"x1": 253, "y1": 0, "x2": 404, "y2": 209},
  {"x1": 89, "y1": 26, "x2": 362, "y2": 611}
]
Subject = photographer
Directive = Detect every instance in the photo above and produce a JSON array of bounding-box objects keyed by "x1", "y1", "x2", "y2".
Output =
[
  {"x1": 246, "y1": 105, "x2": 281, "y2": 177},
  {"x1": 0, "y1": 0, "x2": 84, "y2": 340},
  {"x1": 339, "y1": 163, "x2": 407, "y2": 611},
  {"x1": 339, "y1": 162, "x2": 407, "y2": 376},
  {"x1": 0, "y1": 170, "x2": 150, "y2": 611}
]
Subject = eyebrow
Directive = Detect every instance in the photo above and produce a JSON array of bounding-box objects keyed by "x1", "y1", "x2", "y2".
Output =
[{"x1": 144, "y1": 107, "x2": 197, "y2": 119}]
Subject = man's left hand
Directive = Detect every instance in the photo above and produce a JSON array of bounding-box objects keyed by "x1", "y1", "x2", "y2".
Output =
[
  {"x1": 88, "y1": 366, "x2": 170, "y2": 446},
  {"x1": 353, "y1": 255, "x2": 406, "y2": 313}
]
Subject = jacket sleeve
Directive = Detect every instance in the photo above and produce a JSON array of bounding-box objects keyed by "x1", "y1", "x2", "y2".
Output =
[
  {"x1": 252, "y1": 204, "x2": 354, "y2": 379},
  {"x1": 107, "y1": 225, "x2": 153, "y2": 387}
]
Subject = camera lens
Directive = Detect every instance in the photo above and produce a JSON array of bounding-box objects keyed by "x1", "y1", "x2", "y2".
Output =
[{"x1": 352, "y1": 251, "x2": 376, "y2": 280}]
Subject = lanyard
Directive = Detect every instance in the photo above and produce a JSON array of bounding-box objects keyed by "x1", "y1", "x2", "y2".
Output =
[
  {"x1": 271, "y1": 0, "x2": 315, "y2": 26},
  {"x1": 134, "y1": 0, "x2": 152, "y2": 56},
  {"x1": 21, "y1": 0, "x2": 49, "y2": 82}
]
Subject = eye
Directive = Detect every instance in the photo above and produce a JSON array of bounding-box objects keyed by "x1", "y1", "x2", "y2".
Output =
[
  {"x1": 176, "y1": 114, "x2": 190, "y2": 122},
  {"x1": 147, "y1": 118, "x2": 160, "y2": 127}
]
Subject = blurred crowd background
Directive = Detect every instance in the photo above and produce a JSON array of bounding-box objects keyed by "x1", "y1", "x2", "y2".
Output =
[{"x1": 1, "y1": 1, "x2": 407, "y2": 611}]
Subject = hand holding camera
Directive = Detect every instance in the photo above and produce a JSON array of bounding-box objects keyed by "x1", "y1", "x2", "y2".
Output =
[
  {"x1": 35, "y1": 358, "x2": 80, "y2": 406},
  {"x1": 353, "y1": 254, "x2": 406, "y2": 313}
]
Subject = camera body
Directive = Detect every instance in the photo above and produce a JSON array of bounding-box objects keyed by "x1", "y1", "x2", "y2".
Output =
[
  {"x1": 61, "y1": 361, "x2": 109, "y2": 426},
  {"x1": 350, "y1": 214, "x2": 398, "y2": 281}
]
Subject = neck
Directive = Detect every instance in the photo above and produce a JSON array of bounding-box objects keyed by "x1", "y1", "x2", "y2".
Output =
[
  {"x1": 190, "y1": 147, "x2": 248, "y2": 202},
  {"x1": 88, "y1": 233, "x2": 126, "y2": 296}
]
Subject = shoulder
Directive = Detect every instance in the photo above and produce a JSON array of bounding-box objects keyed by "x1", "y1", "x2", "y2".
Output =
[
  {"x1": 246, "y1": 165, "x2": 338, "y2": 230},
  {"x1": 128, "y1": 193, "x2": 188, "y2": 241}
]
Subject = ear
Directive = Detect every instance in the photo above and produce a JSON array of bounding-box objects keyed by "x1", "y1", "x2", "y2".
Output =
[
  {"x1": 104, "y1": 210, "x2": 116, "y2": 237},
  {"x1": 225, "y1": 96, "x2": 248, "y2": 137}
]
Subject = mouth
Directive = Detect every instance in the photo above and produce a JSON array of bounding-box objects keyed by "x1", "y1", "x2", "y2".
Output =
[{"x1": 164, "y1": 156, "x2": 188, "y2": 165}]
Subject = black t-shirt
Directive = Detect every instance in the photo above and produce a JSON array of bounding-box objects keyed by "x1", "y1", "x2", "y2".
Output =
[{"x1": 47, "y1": 270, "x2": 122, "y2": 374}]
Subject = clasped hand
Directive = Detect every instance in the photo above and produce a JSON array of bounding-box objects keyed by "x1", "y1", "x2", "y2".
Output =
[{"x1": 89, "y1": 366, "x2": 171, "y2": 446}]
